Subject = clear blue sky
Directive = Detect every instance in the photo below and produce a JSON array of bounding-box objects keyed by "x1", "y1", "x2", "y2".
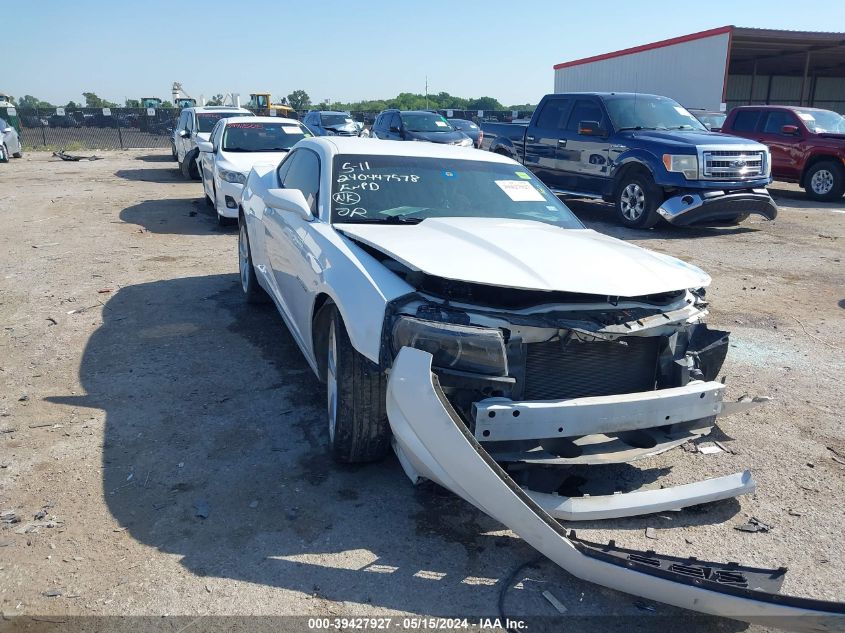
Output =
[{"x1": 7, "y1": 0, "x2": 845, "y2": 107}]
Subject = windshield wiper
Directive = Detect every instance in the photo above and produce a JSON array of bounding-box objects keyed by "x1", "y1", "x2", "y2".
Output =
[
  {"x1": 617, "y1": 126, "x2": 656, "y2": 131},
  {"x1": 346, "y1": 216, "x2": 424, "y2": 225}
]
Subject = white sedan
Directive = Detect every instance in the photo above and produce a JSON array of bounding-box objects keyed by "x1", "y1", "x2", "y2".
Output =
[{"x1": 197, "y1": 116, "x2": 312, "y2": 225}]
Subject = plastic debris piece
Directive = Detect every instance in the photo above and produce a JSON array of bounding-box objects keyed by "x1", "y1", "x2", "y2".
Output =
[{"x1": 542, "y1": 590, "x2": 568, "y2": 614}]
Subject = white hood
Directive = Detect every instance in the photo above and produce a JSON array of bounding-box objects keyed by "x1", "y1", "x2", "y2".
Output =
[
  {"x1": 219, "y1": 150, "x2": 289, "y2": 174},
  {"x1": 338, "y1": 217, "x2": 710, "y2": 297}
]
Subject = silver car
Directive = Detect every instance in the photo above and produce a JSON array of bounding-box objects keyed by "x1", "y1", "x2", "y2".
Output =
[{"x1": 0, "y1": 118, "x2": 23, "y2": 162}]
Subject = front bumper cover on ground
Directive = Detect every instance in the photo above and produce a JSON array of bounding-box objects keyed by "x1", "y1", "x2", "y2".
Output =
[
  {"x1": 386, "y1": 347, "x2": 845, "y2": 630},
  {"x1": 657, "y1": 188, "x2": 778, "y2": 225}
]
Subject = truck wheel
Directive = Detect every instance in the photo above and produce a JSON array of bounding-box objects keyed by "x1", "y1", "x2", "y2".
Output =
[
  {"x1": 325, "y1": 305, "x2": 391, "y2": 464},
  {"x1": 181, "y1": 149, "x2": 200, "y2": 180},
  {"x1": 615, "y1": 171, "x2": 662, "y2": 229},
  {"x1": 804, "y1": 161, "x2": 845, "y2": 202}
]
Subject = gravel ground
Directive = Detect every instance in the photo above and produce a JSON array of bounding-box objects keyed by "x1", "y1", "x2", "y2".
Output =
[{"x1": 0, "y1": 150, "x2": 843, "y2": 631}]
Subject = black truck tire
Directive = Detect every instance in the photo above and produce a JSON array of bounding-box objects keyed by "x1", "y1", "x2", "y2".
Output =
[
  {"x1": 324, "y1": 305, "x2": 391, "y2": 464},
  {"x1": 615, "y1": 170, "x2": 663, "y2": 229},
  {"x1": 804, "y1": 161, "x2": 845, "y2": 202}
]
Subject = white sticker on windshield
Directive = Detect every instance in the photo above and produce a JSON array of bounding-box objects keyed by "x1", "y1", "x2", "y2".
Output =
[
  {"x1": 495, "y1": 180, "x2": 545, "y2": 202},
  {"x1": 434, "y1": 120, "x2": 448, "y2": 127},
  {"x1": 797, "y1": 112, "x2": 814, "y2": 121},
  {"x1": 282, "y1": 125, "x2": 303, "y2": 134},
  {"x1": 674, "y1": 106, "x2": 689, "y2": 116}
]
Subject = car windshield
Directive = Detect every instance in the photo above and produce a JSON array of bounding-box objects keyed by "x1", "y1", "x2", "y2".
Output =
[
  {"x1": 605, "y1": 96, "x2": 707, "y2": 131},
  {"x1": 197, "y1": 112, "x2": 250, "y2": 133},
  {"x1": 401, "y1": 113, "x2": 454, "y2": 132},
  {"x1": 321, "y1": 114, "x2": 354, "y2": 127},
  {"x1": 450, "y1": 120, "x2": 478, "y2": 131},
  {"x1": 222, "y1": 122, "x2": 311, "y2": 152},
  {"x1": 330, "y1": 155, "x2": 583, "y2": 229},
  {"x1": 796, "y1": 109, "x2": 845, "y2": 133}
]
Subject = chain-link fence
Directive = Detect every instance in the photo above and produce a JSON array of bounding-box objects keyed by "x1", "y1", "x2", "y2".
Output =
[{"x1": 11, "y1": 106, "x2": 536, "y2": 151}]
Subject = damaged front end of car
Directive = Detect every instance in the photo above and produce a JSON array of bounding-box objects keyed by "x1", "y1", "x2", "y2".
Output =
[{"x1": 387, "y1": 347, "x2": 845, "y2": 630}]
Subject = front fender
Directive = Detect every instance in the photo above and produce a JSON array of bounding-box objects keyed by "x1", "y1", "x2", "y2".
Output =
[{"x1": 610, "y1": 150, "x2": 661, "y2": 183}]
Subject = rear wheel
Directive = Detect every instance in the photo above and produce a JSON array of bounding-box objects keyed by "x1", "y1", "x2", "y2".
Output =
[
  {"x1": 615, "y1": 170, "x2": 663, "y2": 229},
  {"x1": 324, "y1": 305, "x2": 391, "y2": 464},
  {"x1": 804, "y1": 161, "x2": 845, "y2": 202}
]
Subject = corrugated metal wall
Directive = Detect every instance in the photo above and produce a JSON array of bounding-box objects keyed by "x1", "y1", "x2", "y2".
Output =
[
  {"x1": 553, "y1": 33, "x2": 730, "y2": 110},
  {"x1": 726, "y1": 75, "x2": 845, "y2": 112}
]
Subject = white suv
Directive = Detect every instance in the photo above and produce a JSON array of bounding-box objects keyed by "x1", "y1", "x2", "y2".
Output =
[{"x1": 173, "y1": 106, "x2": 251, "y2": 179}]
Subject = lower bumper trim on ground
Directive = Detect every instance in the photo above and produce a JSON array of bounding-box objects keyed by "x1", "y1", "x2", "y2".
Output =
[
  {"x1": 386, "y1": 347, "x2": 845, "y2": 630},
  {"x1": 657, "y1": 189, "x2": 778, "y2": 225}
]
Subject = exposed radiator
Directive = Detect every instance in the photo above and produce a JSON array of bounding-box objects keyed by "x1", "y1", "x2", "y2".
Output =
[{"x1": 524, "y1": 336, "x2": 660, "y2": 401}]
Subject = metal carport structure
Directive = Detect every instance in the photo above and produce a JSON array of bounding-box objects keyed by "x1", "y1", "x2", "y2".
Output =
[{"x1": 553, "y1": 26, "x2": 845, "y2": 113}]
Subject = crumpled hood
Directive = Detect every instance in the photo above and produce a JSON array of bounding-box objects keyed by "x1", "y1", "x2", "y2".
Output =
[
  {"x1": 219, "y1": 150, "x2": 289, "y2": 174},
  {"x1": 337, "y1": 217, "x2": 710, "y2": 297},
  {"x1": 325, "y1": 124, "x2": 358, "y2": 134}
]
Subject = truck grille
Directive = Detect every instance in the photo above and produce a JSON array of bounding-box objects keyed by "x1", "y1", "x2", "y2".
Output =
[
  {"x1": 701, "y1": 150, "x2": 765, "y2": 179},
  {"x1": 524, "y1": 337, "x2": 659, "y2": 401}
]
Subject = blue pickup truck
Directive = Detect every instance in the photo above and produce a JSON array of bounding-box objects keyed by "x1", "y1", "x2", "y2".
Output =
[{"x1": 481, "y1": 93, "x2": 778, "y2": 228}]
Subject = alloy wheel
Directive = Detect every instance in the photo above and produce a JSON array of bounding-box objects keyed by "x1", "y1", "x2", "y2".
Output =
[
  {"x1": 238, "y1": 222, "x2": 250, "y2": 292},
  {"x1": 811, "y1": 169, "x2": 834, "y2": 196},
  {"x1": 620, "y1": 183, "x2": 646, "y2": 221},
  {"x1": 327, "y1": 321, "x2": 338, "y2": 443}
]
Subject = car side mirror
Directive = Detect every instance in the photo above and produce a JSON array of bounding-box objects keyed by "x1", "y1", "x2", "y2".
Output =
[
  {"x1": 179, "y1": 129, "x2": 191, "y2": 139},
  {"x1": 781, "y1": 124, "x2": 799, "y2": 135},
  {"x1": 578, "y1": 121, "x2": 607, "y2": 136},
  {"x1": 263, "y1": 187, "x2": 313, "y2": 221},
  {"x1": 196, "y1": 140, "x2": 213, "y2": 153},
  {"x1": 389, "y1": 125, "x2": 401, "y2": 134}
]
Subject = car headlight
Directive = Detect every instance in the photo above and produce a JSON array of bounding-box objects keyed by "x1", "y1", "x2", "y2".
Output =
[
  {"x1": 392, "y1": 316, "x2": 508, "y2": 376},
  {"x1": 457, "y1": 137, "x2": 473, "y2": 147},
  {"x1": 219, "y1": 168, "x2": 246, "y2": 185},
  {"x1": 662, "y1": 154, "x2": 698, "y2": 179}
]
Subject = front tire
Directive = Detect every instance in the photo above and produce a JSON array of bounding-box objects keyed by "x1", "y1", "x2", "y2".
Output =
[
  {"x1": 238, "y1": 217, "x2": 265, "y2": 304},
  {"x1": 804, "y1": 161, "x2": 845, "y2": 202},
  {"x1": 615, "y1": 170, "x2": 663, "y2": 229},
  {"x1": 325, "y1": 305, "x2": 391, "y2": 464},
  {"x1": 181, "y1": 148, "x2": 200, "y2": 180},
  {"x1": 0, "y1": 144, "x2": 8, "y2": 163}
]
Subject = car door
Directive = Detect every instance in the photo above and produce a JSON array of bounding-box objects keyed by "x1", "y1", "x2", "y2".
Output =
[
  {"x1": 263, "y1": 148, "x2": 321, "y2": 345},
  {"x1": 757, "y1": 110, "x2": 803, "y2": 181},
  {"x1": 558, "y1": 98, "x2": 612, "y2": 195},
  {"x1": 524, "y1": 97, "x2": 571, "y2": 189},
  {"x1": 176, "y1": 111, "x2": 191, "y2": 162},
  {"x1": 201, "y1": 121, "x2": 224, "y2": 200},
  {"x1": 372, "y1": 114, "x2": 386, "y2": 139}
]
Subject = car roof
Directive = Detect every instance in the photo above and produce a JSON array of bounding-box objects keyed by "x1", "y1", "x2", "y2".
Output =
[
  {"x1": 190, "y1": 106, "x2": 252, "y2": 114},
  {"x1": 222, "y1": 115, "x2": 301, "y2": 125},
  {"x1": 732, "y1": 105, "x2": 833, "y2": 113},
  {"x1": 312, "y1": 110, "x2": 350, "y2": 115},
  {"x1": 299, "y1": 137, "x2": 514, "y2": 163}
]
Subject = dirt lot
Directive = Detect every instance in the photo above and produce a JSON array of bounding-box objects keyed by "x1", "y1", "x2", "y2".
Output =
[{"x1": 1, "y1": 150, "x2": 843, "y2": 631}]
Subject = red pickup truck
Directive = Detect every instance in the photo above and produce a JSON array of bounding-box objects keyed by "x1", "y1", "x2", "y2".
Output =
[{"x1": 721, "y1": 106, "x2": 845, "y2": 201}]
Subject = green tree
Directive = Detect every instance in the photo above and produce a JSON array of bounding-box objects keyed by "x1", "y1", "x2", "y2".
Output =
[
  {"x1": 125, "y1": 98, "x2": 140, "y2": 108},
  {"x1": 286, "y1": 89, "x2": 311, "y2": 111},
  {"x1": 66, "y1": 101, "x2": 79, "y2": 109},
  {"x1": 18, "y1": 95, "x2": 55, "y2": 109},
  {"x1": 82, "y1": 92, "x2": 117, "y2": 108},
  {"x1": 206, "y1": 94, "x2": 224, "y2": 106},
  {"x1": 161, "y1": 100, "x2": 174, "y2": 108},
  {"x1": 466, "y1": 96, "x2": 504, "y2": 112}
]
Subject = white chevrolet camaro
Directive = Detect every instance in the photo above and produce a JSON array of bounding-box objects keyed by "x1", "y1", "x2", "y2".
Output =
[
  {"x1": 197, "y1": 116, "x2": 312, "y2": 225},
  {"x1": 237, "y1": 137, "x2": 845, "y2": 622}
]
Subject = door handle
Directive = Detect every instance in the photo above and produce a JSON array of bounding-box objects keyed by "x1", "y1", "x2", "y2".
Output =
[
  {"x1": 557, "y1": 139, "x2": 567, "y2": 147},
  {"x1": 526, "y1": 135, "x2": 536, "y2": 141}
]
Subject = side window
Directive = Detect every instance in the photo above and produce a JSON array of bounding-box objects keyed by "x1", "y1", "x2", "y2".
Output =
[
  {"x1": 282, "y1": 149, "x2": 320, "y2": 215},
  {"x1": 762, "y1": 111, "x2": 799, "y2": 135},
  {"x1": 535, "y1": 98, "x2": 570, "y2": 129},
  {"x1": 276, "y1": 151, "x2": 295, "y2": 183},
  {"x1": 390, "y1": 113, "x2": 402, "y2": 131},
  {"x1": 186, "y1": 112, "x2": 195, "y2": 133},
  {"x1": 732, "y1": 110, "x2": 761, "y2": 133},
  {"x1": 375, "y1": 114, "x2": 385, "y2": 130},
  {"x1": 178, "y1": 111, "x2": 189, "y2": 130},
  {"x1": 567, "y1": 100, "x2": 604, "y2": 131}
]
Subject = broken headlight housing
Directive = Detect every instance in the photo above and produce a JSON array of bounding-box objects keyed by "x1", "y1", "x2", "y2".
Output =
[{"x1": 392, "y1": 316, "x2": 508, "y2": 376}]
